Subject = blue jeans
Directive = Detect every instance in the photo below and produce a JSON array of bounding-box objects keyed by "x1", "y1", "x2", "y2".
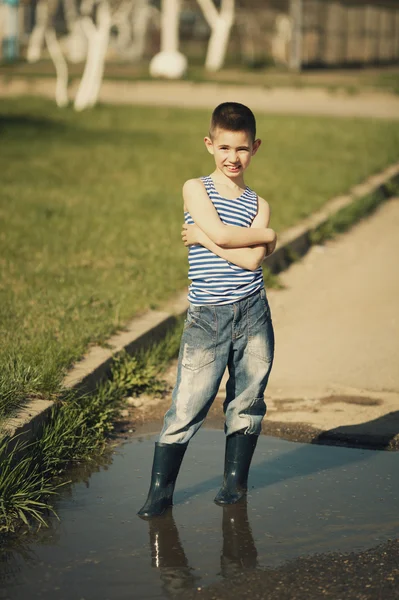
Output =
[{"x1": 159, "y1": 287, "x2": 274, "y2": 444}]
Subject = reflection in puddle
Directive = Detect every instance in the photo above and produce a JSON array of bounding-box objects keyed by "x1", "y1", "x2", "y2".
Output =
[
  {"x1": 220, "y1": 503, "x2": 258, "y2": 576},
  {"x1": 148, "y1": 512, "x2": 199, "y2": 596},
  {"x1": 1, "y1": 430, "x2": 398, "y2": 600},
  {"x1": 146, "y1": 502, "x2": 258, "y2": 597}
]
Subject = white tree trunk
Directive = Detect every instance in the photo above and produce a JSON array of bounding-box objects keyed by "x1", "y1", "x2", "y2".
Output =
[
  {"x1": 112, "y1": 0, "x2": 150, "y2": 61},
  {"x1": 66, "y1": 19, "x2": 87, "y2": 63},
  {"x1": 161, "y1": 0, "x2": 179, "y2": 52},
  {"x1": 44, "y1": 27, "x2": 69, "y2": 107},
  {"x1": 289, "y1": 0, "x2": 303, "y2": 71},
  {"x1": 26, "y1": 0, "x2": 48, "y2": 63},
  {"x1": 205, "y1": 16, "x2": 231, "y2": 71},
  {"x1": 196, "y1": 0, "x2": 235, "y2": 72},
  {"x1": 129, "y1": 0, "x2": 151, "y2": 61},
  {"x1": 74, "y1": 0, "x2": 111, "y2": 111},
  {"x1": 112, "y1": 0, "x2": 134, "y2": 56},
  {"x1": 63, "y1": 0, "x2": 87, "y2": 63},
  {"x1": 149, "y1": 0, "x2": 187, "y2": 79}
]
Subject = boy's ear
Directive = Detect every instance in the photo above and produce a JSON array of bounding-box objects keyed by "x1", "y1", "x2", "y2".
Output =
[
  {"x1": 252, "y1": 139, "x2": 261, "y2": 155},
  {"x1": 204, "y1": 136, "x2": 214, "y2": 155}
]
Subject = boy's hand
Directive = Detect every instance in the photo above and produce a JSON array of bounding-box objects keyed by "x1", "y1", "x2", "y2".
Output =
[
  {"x1": 265, "y1": 231, "x2": 277, "y2": 257},
  {"x1": 182, "y1": 223, "x2": 202, "y2": 246}
]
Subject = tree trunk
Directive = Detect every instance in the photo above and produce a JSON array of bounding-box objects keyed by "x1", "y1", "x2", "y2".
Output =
[
  {"x1": 44, "y1": 27, "x2": 69, "y2": 107},
  {"x1": 196, "y1": 0, "x2": 235, "y2": 72},
  {"x1": 26, "y1": 0, "x2": 48, "y2": 63},
  {"x1": 129, "y1": 0, "x2": 151, "y2": 61},
  {"x1": 149, "y1": 0, "x2": 187, "y2": 79},
  {"x1": 74, "y1": 0, "x2": 111, "y2": 111},
  {"x1": 113, "y1": 0, "x2": 150, "y2": 62},
  {"x1": 161, "y1": 0, "x2": 180, "y2": 52},
  {"x1": 289, "y1": 0, "x2": 303, "y2": 71},
  {"x1": 63, "y1": 0, "x2": 87, "y2": 63},
  {"x1": 205, "y1": 16, "x2": 231, "y2": 71}
]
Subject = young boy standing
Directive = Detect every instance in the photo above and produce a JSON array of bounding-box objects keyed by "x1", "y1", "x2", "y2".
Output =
[{"x1": 138, "y1": 102, "x2": 276, "y2": 519}]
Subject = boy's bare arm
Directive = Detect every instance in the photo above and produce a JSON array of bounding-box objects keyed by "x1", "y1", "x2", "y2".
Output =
[
  {"x1": 182, "y1": 197, "x2": 276, "y2": 272},
  {"x1": 183, "y1": 179, "x2": 276, "y2": 248}
]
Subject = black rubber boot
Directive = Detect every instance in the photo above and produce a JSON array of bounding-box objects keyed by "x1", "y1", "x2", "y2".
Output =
[
  {"x1": 214, "y1": 432, "x2": 258, "y2": 505},
  {"x1": 138, "y1": 442, "x2": 188, "y2": 519}
]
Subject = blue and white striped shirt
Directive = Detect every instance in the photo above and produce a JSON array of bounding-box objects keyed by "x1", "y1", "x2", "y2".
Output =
[{"x1": 185, "y1": 176, "x2": 264, "y2": 305}]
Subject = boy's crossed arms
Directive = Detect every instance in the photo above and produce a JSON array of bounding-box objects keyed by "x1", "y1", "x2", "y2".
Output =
[{"x1": 181, "y1": 178, "x2": 277, "y2": 272}]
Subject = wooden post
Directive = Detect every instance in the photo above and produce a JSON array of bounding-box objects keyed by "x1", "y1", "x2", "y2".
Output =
[{"x1": 289, "y1": 0, "x2": 302, "y2": 71}]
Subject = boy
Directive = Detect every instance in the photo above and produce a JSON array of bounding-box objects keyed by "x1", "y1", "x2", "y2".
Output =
[{"x1": 138, "y1": 102, "x2": 276, "y2": 519}]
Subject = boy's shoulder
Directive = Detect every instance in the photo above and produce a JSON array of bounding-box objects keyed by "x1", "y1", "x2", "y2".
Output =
[
  {"x1": 183, "y1": 178, "x2": 206, "y2": 192},
  {"x1": 182, "y1": 178, "x2": 209, "y2": 212},
  {"x1": 256, "y1": 194, "x2": 269, "y2": 208},
  {"x1": 248, "y1": 190, "x2": 271, "y2": 225},
  {"x1": 248, "y1": 188, "x2": 270, "y2": 211}
]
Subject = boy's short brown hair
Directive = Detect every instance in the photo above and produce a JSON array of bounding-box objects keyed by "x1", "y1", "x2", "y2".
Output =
[{"x1": 209, "y1": 102, "x2": 256, "y2": 142}]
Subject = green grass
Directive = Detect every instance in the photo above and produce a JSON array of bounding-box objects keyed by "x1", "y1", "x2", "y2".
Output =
[
  {"x1": 1, "y1": 96, "x2": 399, "y2": 420},
  {"x1": 310, "y1": 179, "x2": 399, "y2": 245},
  {"x1": 0, "y1": 321, "x2": 182, "y2": 534}
]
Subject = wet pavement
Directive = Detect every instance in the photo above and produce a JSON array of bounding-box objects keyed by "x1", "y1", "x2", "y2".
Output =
[{"x1": 1, "y1": 429, "x2": 398, "y2": 600}]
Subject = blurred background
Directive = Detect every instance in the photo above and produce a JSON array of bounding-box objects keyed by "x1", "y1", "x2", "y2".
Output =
[{"x1": 2, "y1": 0, "x2": 399, "y2": 72}]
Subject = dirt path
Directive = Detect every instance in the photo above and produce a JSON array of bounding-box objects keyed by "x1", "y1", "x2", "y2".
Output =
[
  {"x1": 1, "y1": 77, "x2": 399, "y2": 119},
  {"x1": 128, "y1": 200, "x2": 399, "y2": 449}
]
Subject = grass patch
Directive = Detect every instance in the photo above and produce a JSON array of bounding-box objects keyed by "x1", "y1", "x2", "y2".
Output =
[
  {"x1": 310, "y1": 179, "x2": 399, "y2": 245},
  {"x1": 0, "y1": 319, "x2": 182, "y2": 535},
  {"x1": 1, "y1": 97, "x2": 399, "y2": 420}
]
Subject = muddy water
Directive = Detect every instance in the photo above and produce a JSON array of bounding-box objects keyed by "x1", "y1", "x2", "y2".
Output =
[{"x1": 1, "y1": 429, "x2": 398, "y2": 600}]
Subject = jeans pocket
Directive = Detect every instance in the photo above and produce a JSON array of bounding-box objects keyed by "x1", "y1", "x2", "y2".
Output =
[
  {"x1": 248, "y1": 319, "x2": 274, "y2": 364},
  {"x1": 181, "y1": 308, "x2": 216, "y2": 371}
]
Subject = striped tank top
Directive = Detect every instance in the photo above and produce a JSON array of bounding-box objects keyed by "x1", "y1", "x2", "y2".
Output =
[{"x1": 185, "y1": 176, "x2": 264, "y2": 305}]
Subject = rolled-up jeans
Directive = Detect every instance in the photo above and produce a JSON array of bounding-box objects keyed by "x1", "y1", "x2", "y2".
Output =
[{"x1": 159, "y1": 287, "x2": 274, "y2": 444}]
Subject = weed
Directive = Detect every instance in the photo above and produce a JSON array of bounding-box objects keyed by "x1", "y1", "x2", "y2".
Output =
[
  {"x1": 309, "y1": 182, "x2": 398, "y2": 245},
  {"x1": 262, "y1": 267, "x2": 284, "y2": 290},
  {"x1": 0, "y1": 319, "x2": 183, "y2": 534},
  {"x1": 0, "y1": 437, "x2": 61, "y2": 533}
]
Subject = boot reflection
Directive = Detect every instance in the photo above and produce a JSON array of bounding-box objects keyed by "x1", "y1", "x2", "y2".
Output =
[
  {"x1": 148, "y1": 510, "x2": 198, "y2": 596},
  {"x1": 221, "y1": 501, "x2": 258, "y2": 578}
]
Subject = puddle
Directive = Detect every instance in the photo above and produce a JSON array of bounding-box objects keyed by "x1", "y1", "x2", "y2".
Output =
[{"x1": 1, "y1": 429, "x2": 398, "y2": 599}]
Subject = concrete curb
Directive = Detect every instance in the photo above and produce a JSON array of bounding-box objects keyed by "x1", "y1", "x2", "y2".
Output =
[{"x1": 1, "y1": 161, "x2": 399, "y2": 447}]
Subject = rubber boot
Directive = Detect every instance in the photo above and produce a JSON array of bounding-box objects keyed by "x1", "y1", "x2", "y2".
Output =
[
  {"x1": 214, "y1": 432, "x2": 258, "y2": 505},
  {"x1": 138, "y1": 442, "x2": 188, "y2": 519}
]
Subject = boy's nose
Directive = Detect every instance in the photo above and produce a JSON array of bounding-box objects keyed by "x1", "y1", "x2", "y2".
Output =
[{"x1": 228, "y1": 151, "x2": 238, "y2": 163}]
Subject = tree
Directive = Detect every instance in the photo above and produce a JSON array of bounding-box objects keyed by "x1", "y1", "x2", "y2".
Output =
[
  {"x1": 289, "y1": 0, "x2": 302, "y2": 71},
  {"x1": 149, "y1": 0, "x2": 187, "y2": 79},
  {"x1": 196, "y1": 0, "x2": 235, "y2": 72},
  {"x1": 74, "y1": 0, "x2": 112, "y2": 110},
  {"x1": 26, "y1": 0, "x2": 153, "y2": 110}
]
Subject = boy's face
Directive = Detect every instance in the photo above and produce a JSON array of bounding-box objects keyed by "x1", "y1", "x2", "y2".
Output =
[{"x1": 204, "y1": 128, "x2": 261, "y2": 180}]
